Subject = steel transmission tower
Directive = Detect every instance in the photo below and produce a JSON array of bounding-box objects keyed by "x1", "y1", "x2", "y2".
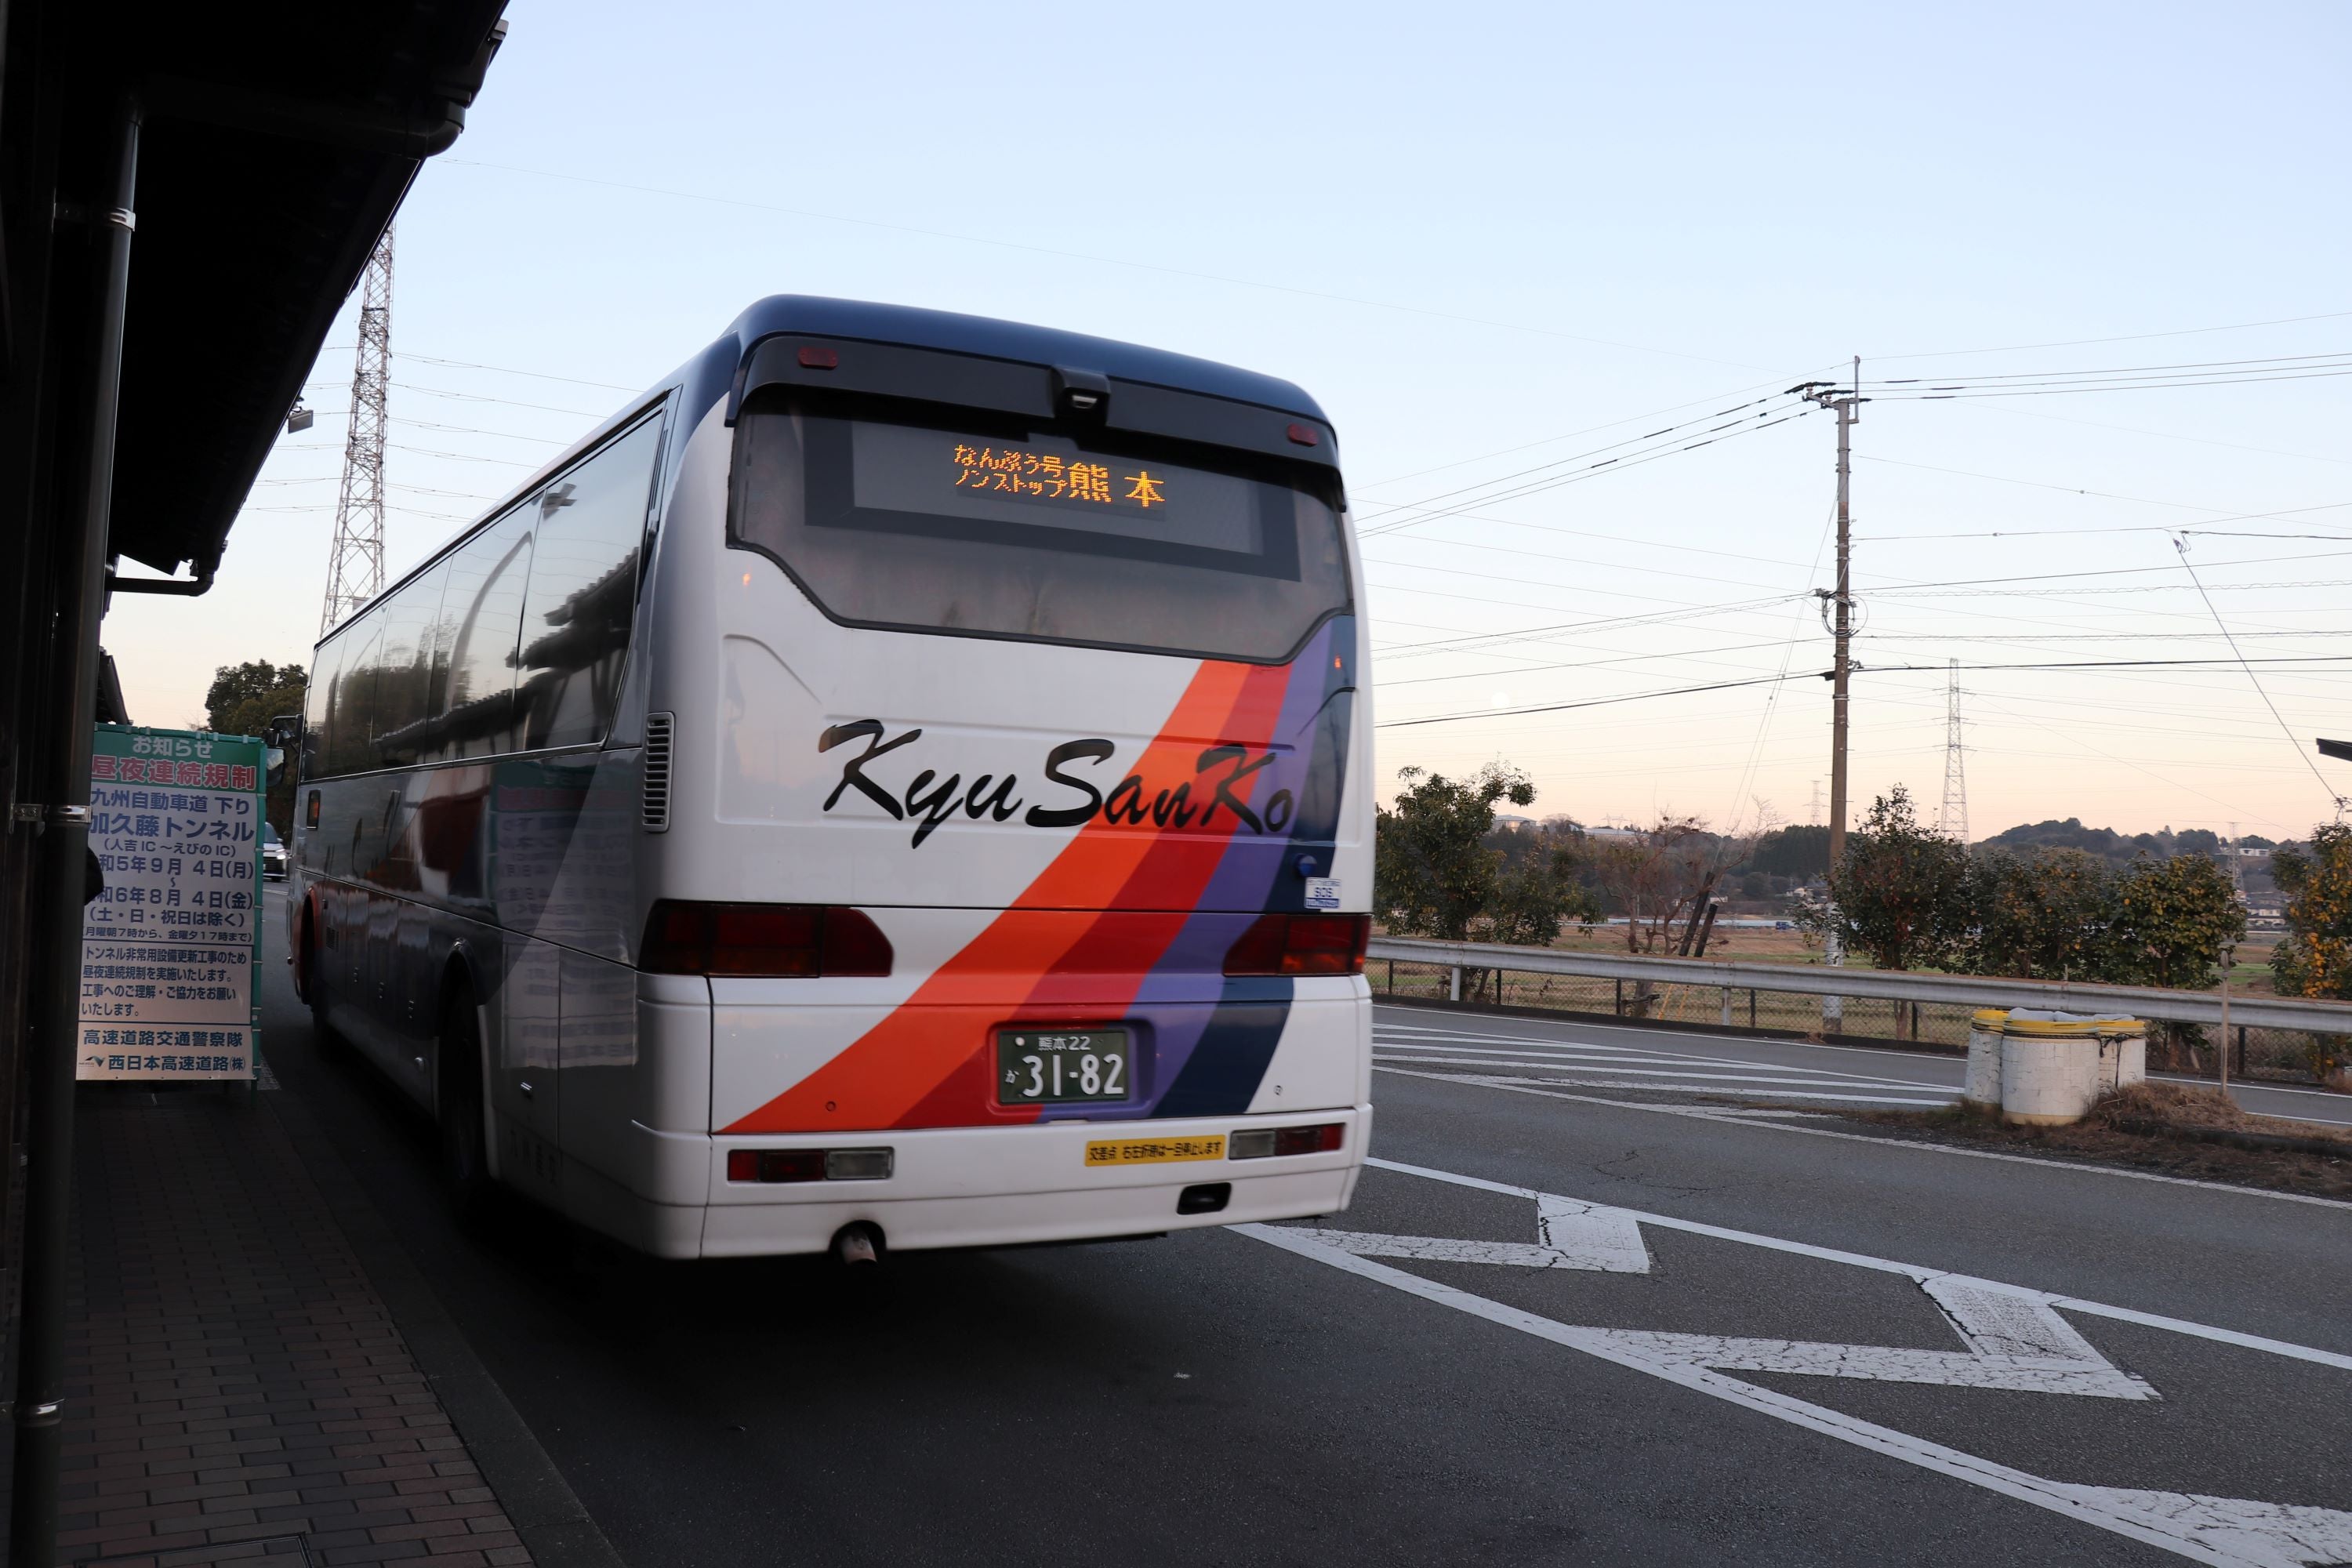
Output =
[
  {"x1": 1939, "y1": 658, "x2": 1969, "y2": 845},
  {"x1": 319, "y1": 225, "x2": 393, "y2": 633}
]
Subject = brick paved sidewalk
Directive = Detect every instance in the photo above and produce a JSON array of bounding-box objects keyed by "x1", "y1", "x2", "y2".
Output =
[{"x1": 50, "y1": 1087, "x2": 534, "y2": 1568}]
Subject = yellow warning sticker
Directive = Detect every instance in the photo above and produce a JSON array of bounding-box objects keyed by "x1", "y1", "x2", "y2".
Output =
[{"x1": 1084, "y1": 1135, "x2": 1226, "y2": 1167}]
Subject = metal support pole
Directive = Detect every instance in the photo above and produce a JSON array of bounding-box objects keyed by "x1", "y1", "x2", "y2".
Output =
[
  {"x1": 1720, "y1": 988, "x2": 1732, "y2": 1028},
  {"x1": 12, "y1": 102, "x2": 140, "y2": 1568},
  {"x1": 2217, "y1": 943, "x2": 2234, "y2": 1097},
  {"x1": 1448, "y1": 966, "x2": 1461, "y2": 1003}
]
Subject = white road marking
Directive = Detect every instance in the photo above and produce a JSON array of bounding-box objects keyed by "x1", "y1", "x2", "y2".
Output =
[
  {"x1": 1373, "y1": 1005, "x2": 2352, "y2": 1127},
  {"x1": 1375, "y1": 1066, "x2": 2352, "y2": 1212},
  {"x1": 1377, "y1": 1024, "x2": 1955, "y2": 1085},
  {"x1": 2064, "y1": 1490, "x2": 2352, "y2": 1566},
  {"x1": 1373, "y1": 1043, "x2": 1947, "y2": 1087},
  {"x1": 1536, "y1": 1193, "x2": 1656, "y2": 1273},
  {"x1": 1287, "y1": 1194, "x2": 1653, "y2": 1275},
  {"x1": 1291, "y1": 1172, "x2": 2154, "y2": 1398},
  {"x1": 1926, "y1": 1276, "x2": 2110, "y2": 1364},
  {"x1": 1581, "y1": 1329, "x2": 2152, "y2": 1399},
  {"x1": 1373, "y1": 1025, "x2": 1969, "y2": 1105},
  {"x1": 1452, "y1": 1073, "x2": 1948, "y2": 1107},
  {"x1": 1236, "y1": 1224, "x2": 2352, "y2": 1567},
  {"x1": 1364, "y1": 1156, "x2": 2352, "y2": 1374},
  {"x1": 1374, "y1": 1053, "x2": 1955, "y2": 1102}
]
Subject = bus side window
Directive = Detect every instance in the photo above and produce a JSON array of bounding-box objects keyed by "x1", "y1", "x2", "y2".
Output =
[
  {"x1": 325, "y1": 615, "x2": 383, "y2": 778},
  {"x1": 436, "y1": 506, "x2": 533, "y2": 760},
  {"x1": 301, "y1": 633, "x2": 343, "y2": 782},
  {"x1": 514, "y1": 416, "x2": 662, "y2": 752},
  {"x1": 373, "y1": 560, "x2": 450, "y2": 770}
]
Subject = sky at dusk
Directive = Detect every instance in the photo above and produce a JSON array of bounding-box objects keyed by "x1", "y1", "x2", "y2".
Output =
[{"x1": 109, "y1": 1, "x2": 2352, "y2": 840}]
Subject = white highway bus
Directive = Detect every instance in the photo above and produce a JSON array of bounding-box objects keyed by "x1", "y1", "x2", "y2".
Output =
[{"x1": 288, "y1": 297, "x2": 1373, "y2": 1259}]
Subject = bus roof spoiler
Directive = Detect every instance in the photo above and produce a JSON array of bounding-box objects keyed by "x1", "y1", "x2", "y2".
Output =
[{"x1": 728, "y1": 332, "x2": 1338, "y2": 468}]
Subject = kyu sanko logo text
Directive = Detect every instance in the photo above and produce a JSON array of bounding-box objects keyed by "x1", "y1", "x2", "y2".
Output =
[{"x1": 818, "y1": 720, "x2": 1296, "y2": 849}]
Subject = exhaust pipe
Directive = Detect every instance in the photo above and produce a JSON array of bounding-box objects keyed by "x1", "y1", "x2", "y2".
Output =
[{"x1": 833, "y1": 1222, "x2": 882, "y2": 1265}]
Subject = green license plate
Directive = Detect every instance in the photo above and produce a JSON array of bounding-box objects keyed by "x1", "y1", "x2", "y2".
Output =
[{"x1": 996, "y1": 1028, "x2": 1131, "y2": 1105}]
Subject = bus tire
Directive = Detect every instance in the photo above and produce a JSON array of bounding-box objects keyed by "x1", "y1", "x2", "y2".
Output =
[{"x1": 437, "y1": 986, "x2": 495, "y2": 1225}]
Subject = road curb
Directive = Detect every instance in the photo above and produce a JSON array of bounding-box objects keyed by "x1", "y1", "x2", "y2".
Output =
[{"x1": 266, "y1": 1083, "x2": 627, "y2": 1568}]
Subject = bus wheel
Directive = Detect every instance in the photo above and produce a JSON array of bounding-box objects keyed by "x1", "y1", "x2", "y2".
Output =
[{"x1": 437, "y1": 988, "x2": 495, "y2": 1225}]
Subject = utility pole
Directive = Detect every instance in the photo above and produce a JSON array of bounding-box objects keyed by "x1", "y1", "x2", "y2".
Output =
[
  {"x1": 1798, "y1": 361, "x2": 1864, "y2": 866},
  {"x1": 1796, "y1": 361, "x2": 1865, "y2": 1031},
  {"x1": 320, "y1": 224, "x2": 393, "y2": 633},
  {"x1": 1939, "y1": 658, "x2": 1969, "y2": 844}
]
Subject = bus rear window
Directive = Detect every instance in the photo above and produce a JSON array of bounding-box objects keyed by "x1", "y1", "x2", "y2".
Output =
[{"x1": 729, "y1": 397, "x2": 1351, "y2": 662}]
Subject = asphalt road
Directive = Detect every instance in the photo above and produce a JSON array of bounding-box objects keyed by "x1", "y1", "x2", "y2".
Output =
[{"x1": 256, "y1": 891, "x2": 2352, "y2": 1566}]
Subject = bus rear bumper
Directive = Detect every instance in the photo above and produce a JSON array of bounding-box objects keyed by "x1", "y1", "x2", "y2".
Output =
[{"x1": 579, "y1": 1106, "x2": 1372, "y2": 1259}]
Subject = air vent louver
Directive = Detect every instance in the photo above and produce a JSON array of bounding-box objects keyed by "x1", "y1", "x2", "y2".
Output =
[{"x1": 642, "y1": 712, "x2": 674, "y2": 833}]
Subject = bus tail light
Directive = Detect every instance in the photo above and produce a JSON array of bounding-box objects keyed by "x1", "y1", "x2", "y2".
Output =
[
  {"x1": 726, "y1": 1147, "x2": 894, "y2": 1183},
  {"x1": 640, "y1": 902, "x2": 894, "y2": 977},
  {"x1": 1221, "y1": 913, "x2": 1370, "y2": 977},
  {"x1": 1228, "y1": 1123, "x2": 1345, "y2": 1160}
]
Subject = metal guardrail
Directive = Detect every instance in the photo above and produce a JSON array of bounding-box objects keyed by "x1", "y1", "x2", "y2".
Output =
[{"x1": 1367, "y1": 936, "x2": 2352, "y2": 1036}]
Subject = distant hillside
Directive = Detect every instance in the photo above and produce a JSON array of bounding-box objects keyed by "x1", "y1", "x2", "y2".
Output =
[{"x1": 1974, "y1": 818, "x2": 2220, "y2": 865}]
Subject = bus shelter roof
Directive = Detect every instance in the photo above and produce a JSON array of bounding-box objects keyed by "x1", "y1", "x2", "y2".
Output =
[{"x1": 101, "y1": 2, "x2": 507, "y2": 583}]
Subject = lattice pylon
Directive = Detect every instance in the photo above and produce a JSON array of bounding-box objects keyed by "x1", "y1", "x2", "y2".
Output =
[
  {"x1": 1938, "y1": 657, "x2": 1969, "y2": 845},
  {"x1": 319, "y1": 225, "x2": 393, "y2": 634}
]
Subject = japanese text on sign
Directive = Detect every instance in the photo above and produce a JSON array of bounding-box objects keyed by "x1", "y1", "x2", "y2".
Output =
[
  {"x1": 77, "y1": 726, "x2": 264, "y2": 1081},
  {"x1": 951, "y1": 443, "x2": 1167, "y2": 510}
]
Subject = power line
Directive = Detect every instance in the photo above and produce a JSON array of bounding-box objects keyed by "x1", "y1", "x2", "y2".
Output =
[
  {"x1": 1945, "y1": 398, "x2": 2352, "y2": 471},
  {"x1": 2169, "y1": 535, "x2": 2347, "y2": 815},
  {"x1": 1374, "y1": 593, "x2": 1809, "y2": 660},
  {"x1": 1872, "y1": 347, "x2": 2352, "y2": 385},
  {"x1": 1868, "y1": 548, "x2": 2352, "y2": 593},
  {"x1": 1350, "y1": 364, "x2": 1842, "y2": 492},
  {"x1": 1866, "y1": 575, "x2": 2352, "y2": 600},
  {"x1": 390, "y1": 380, "x2": 609, "y2": 418},
  {"x1": 1866, "y1": 655, "x2": 2352, "y2": 672},
  {"x1": 1355, "y1": 394, "x2": 1793, "y2": 528},
  {"x1": 1867, "y1": 367, "x2": 2352, "y2": 401},
  {"x1": 1869, "y1": 307, "x2": 2352, "y2": 363},
  {"x1": 1378, "y1": 636, "x2": 1806, "y2": 688},
  {"x1": 1866, "y1": 628, "x2": 2352, "y2": 642},
  {"x1": 309, "y1": 347, "x2": 643, "y2": 394},
  {"x1": 1375, "y1": 671, "x2": 1820, "y2": 730},
  {"x1": 1358, "y1": 403, "x2": 1815, "y2": 539},
  {"x1": 1853, "y1": 453, "x2": 2352, "y2": 527}
]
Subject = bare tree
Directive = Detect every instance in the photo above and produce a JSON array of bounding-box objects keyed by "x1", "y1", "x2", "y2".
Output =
[{"x1": 1588, "y1": 806, "x2": 1774, "y2": 1018}]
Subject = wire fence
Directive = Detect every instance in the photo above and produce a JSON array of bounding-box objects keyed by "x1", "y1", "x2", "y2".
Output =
[{"x1": 1374, "y1": 959, "x2": 2338, "y2": 1087}]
